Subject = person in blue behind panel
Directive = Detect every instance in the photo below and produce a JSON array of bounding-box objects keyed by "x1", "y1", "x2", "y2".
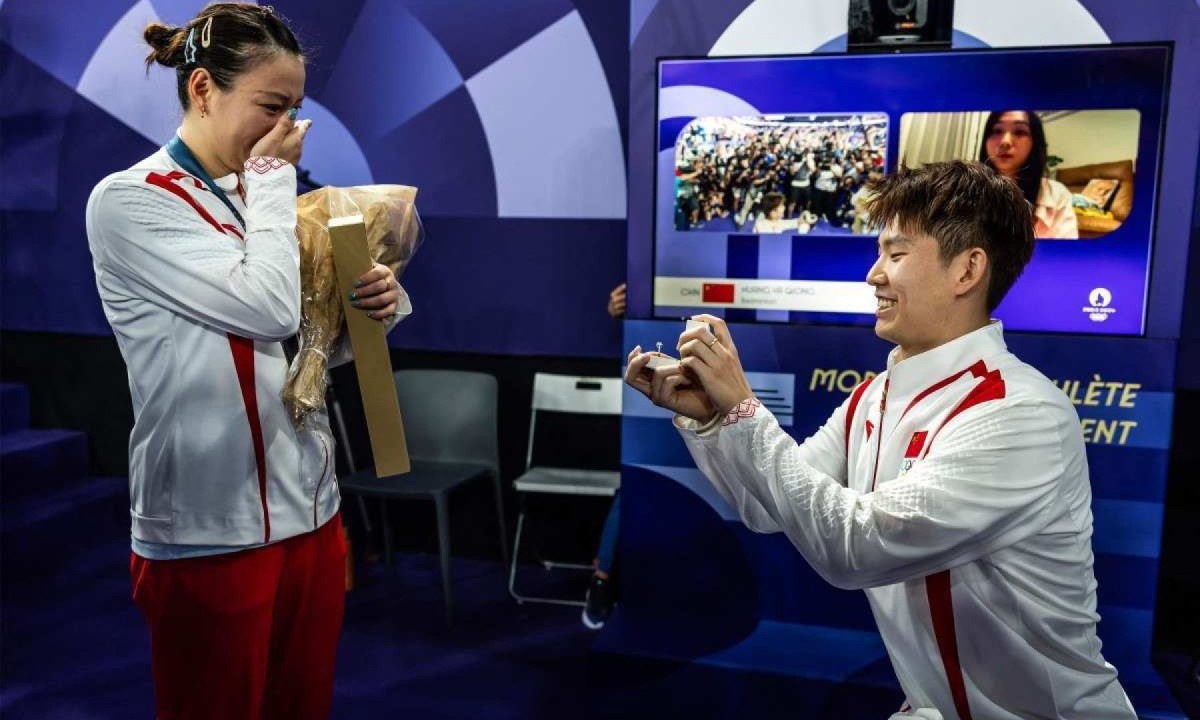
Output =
[
  {"x1": 625, "y1": 161, "x2": 1135, "y2": 719},
  {"x1": 580, "y1": 282, "x2": 629, "y2": 629}
]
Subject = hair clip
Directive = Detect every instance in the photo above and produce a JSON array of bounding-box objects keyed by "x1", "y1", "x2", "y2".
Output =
[
  {"x1": 200, "y1": 16, "x2": 213, "y2": 49},
  {"x1": 184, "y1": 27, "x2": 198, "y2": 64}
]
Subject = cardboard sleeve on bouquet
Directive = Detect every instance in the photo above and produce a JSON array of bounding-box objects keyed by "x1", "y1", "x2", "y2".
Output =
[{"x1": 328, "y1": 215, "x2": 411, "y2": 477}]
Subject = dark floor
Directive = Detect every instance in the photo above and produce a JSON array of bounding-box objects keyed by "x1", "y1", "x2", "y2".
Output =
[{"x1": 0, "y1": 471, "x2": 598, "y2": 720}]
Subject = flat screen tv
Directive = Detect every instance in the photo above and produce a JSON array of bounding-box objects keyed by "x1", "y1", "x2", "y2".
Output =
[{"x1": 652, "y1": 44, "x2": 1171, "y2": 335}]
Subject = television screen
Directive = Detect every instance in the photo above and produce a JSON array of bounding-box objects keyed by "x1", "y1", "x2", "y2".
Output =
[{"x1": 652, "y1": 44, "x2": 1171, "y2": 335}]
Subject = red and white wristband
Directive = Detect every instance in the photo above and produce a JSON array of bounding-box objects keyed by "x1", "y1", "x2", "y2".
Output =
[
  {"x1": 244, "y1": 156, "x2": 290, "y2": 174},
  {"x1": 694, "y1": 397, "x2": 761, "y2": 433}
]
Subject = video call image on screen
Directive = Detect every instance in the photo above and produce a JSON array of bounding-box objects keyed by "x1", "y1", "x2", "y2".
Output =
[
  {"x1": 899, "y1": 109, "x2": 1140, "y2": 240},
  {"x1": 652, "y1": 45, "x2": 1169, "y2": 336}
]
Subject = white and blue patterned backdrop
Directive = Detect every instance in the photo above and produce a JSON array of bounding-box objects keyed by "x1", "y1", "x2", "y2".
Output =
[{"x1": 1, "y1": 0, "x2": 630, "y2": 355}]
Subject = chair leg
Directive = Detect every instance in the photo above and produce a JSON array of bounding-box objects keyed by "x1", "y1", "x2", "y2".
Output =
[
  {"x1": 507, "y1": 493, "x2": 588, "y2": 608},
  {"x1": 434, "y1": 492, "x2": 454, "y2": 627},
  {"x1": 507, "y1": 494, "x2": 526, "y2": 603},
  {"x1": 381, "y1": 500, "x2": 393, "y2": 567},
  {"x1": 491, "y1": 474, "x2": 510, "y2": 567},
  {"x1": 356, "y1": 495, "x2": 373, "y2": 533}
]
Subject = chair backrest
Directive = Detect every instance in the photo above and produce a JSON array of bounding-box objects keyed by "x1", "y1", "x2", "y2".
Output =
[
  {"x1": 530, "y1": 373, "x2": 623, "y2": 415},
  {"x1": 394, "y1": 369, "x2": 498, "y2": 476},
  {"x1": 526, "y1": 373, "x2": 622, "y2": 470}
]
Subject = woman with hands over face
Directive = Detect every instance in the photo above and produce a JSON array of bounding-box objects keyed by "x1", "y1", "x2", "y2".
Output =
[{"x1": 84, "y1": 4, "x2": 399, "y2": 718}]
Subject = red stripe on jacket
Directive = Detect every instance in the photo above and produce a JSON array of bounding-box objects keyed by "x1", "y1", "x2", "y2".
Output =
[
  {"x1": 844, "y1": 375, "x2": 876, "y2": 455},
  {"x1": 927, "y1": 570, "x2": 973, "y2": 720}
]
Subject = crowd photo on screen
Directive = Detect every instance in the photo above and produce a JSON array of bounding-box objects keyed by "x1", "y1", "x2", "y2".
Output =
[{"x1": 672, "y1": 114, "x2": 887, "y2": 234}]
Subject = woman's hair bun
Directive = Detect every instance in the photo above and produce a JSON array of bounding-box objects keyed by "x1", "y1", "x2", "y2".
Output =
[{"x1": 143, "y1": 23, "x2": 186, "y2": 68}]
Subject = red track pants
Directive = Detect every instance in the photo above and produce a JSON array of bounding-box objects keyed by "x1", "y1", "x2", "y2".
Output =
[{"x1": 130, "y1": 514, "x2": 346, "y2": 720}]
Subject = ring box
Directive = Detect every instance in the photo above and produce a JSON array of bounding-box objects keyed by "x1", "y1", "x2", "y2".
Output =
[{"x1": 643, "y1": 353, "x2": 679, "y2": 372}]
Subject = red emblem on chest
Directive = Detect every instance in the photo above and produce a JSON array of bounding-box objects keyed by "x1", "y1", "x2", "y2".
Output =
[{"x1": 905, "y1": 430, "x2": 929, "y2": 459}]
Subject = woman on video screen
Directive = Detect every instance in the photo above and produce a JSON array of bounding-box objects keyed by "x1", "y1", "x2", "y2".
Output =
[{"x1": 979, "y1": 110, "x2": 1078, "y2": 239}]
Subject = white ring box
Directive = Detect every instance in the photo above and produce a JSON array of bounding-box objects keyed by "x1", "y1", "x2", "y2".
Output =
[
  {"x1": 641, "y1": 320, "x2": 714, "y2": 374},
  {"x1": 641, "y1": 341, "x2": 679, "y2": 374},
  {"x1": 644, "y1": 353, "x2": 679, "y2": 371}
]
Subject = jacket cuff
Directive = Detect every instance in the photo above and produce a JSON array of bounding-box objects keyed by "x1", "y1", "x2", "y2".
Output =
[{"x1": 674, "y1": 411, "x2": 723, "y2": 436}]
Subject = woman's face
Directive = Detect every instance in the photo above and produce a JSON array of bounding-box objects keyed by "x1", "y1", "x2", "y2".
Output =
[
  {"x1": 205, "y1": 53, "x2": 305, "y2": 173},
  {"x1": 985, "y1": 111, "x2": 1033, "y2": 178}
]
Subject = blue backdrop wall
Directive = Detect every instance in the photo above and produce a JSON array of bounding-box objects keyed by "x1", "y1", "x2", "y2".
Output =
[{"x1": 1, "y1": 0, "x2": 630, "y2": 357}]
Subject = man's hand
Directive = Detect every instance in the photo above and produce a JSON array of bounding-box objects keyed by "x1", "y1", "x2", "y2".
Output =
[
  {"x1": 624, "y1": 346, "x2": 718, "y2": 423},
  {"x1": 676, "y1": 314, "x2": 755, "y2": 415}
]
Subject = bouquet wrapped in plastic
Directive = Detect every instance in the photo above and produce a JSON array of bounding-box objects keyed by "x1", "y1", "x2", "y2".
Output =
[{"x1": 283, "y1": 185, "x2": 423, "y2": 429}]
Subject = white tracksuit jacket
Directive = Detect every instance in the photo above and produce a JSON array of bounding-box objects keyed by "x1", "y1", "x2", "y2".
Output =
[
  {"x1": 678, "y1": 322, "x2": 1135, "y2": 720},
  {"x1": 86, "y1": 148, "x2": 344, "y2": 547}
]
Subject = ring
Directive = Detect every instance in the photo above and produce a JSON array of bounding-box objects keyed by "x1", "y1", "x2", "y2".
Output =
[{"x1": 707, "y1": 337, "x2": 720, "y2": 349}]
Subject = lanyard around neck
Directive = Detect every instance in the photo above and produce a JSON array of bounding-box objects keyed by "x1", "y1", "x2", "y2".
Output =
[{"x1": 165, "y1": 136, "x2": 246, "y2": 230}]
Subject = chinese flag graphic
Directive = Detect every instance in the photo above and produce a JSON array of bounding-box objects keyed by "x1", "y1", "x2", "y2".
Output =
[
  {"x1": 702, "y1": 283, "x2": 735, "y2": 303},
  {"x1": 905, "y1": 431, "x2": 929, "y2": 459}
]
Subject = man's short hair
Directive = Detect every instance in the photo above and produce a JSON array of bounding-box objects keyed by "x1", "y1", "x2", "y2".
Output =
[{"x1": 865, "y1": 161, "x2": 1035, "y2": 312}]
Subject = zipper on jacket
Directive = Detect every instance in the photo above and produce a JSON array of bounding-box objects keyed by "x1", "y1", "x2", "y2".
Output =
[
  {"x1": 313, "y1": 432, "x2": 332, "y2": 528},
  {"x1": 869, "y1": 378, "x2": 890, "y2": 492}
]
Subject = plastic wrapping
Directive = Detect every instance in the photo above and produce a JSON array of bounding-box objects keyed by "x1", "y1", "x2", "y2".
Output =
[{"x1": 283, "y1": 185, "x2": 423, "y2": 429}]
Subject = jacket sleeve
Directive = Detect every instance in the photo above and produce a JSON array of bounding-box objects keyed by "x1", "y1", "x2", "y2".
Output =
[
  {"x1": 86, "y1": 159, "x2": 301, "y2": 340},
  {"x1": 677, "y1": 393, "x2": 851, "y2": 533},
  {"x1": 684, "y1": 397, "x2": 1067, "y2": 590}
]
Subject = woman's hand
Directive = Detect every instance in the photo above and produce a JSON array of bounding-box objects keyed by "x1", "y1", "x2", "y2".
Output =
[
  {"x1": 349, "y1": 263, "x2": 403, "y2": 322},
  {"x1": 250, "y1": 113, "x2": 312, "y2": 165},
  {"x1": 624, "y1": 346, "x2": 718, "y2": 423},
  {"x1": 676, "y1": 314, "x2": 755, "y2": 415}
]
